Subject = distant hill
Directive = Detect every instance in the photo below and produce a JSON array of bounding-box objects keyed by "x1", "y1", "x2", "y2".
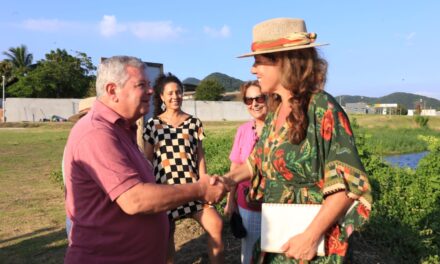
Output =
[
  {"x1": 182, "y1": 77, "x2": 200, "y2": 86},
  {"x1": 202, "y1": 72, "x2": 244, "y2": 92},
  {"x1": 183, "y1": 72, "x2": 439, "y2": 108},
  {"x1": 335, "y1": 92, "x2": 440, "y2": 110}
]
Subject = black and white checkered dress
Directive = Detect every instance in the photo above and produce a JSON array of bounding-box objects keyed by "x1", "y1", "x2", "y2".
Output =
[{"x1": 143, "y1": 116, "x2": 205, "y2": 220}]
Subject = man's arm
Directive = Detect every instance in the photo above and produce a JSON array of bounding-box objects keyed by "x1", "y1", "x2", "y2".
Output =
[{"x1": 116, "y1": 174, "x2": 226, "y2": 215}]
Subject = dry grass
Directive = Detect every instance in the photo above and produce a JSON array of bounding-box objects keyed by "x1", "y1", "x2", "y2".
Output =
[
  {"x1": 0, "y1": 126, "x2": 70, "y2": 263},
  {"x1": 351, "y1": 114, "x2": 440, "y2": 130}
]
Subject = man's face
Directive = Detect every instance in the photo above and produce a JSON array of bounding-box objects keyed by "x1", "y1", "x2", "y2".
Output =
[{"x1": 115, "y1": 66, "x2": 153, "y2": 122}]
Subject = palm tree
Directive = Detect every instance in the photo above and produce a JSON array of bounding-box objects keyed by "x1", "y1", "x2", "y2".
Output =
[{"x1": 2, "y1": 44, "x2": 33, "y2": 76}]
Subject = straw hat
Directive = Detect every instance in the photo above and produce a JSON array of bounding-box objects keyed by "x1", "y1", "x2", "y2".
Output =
[
  {"x1": 238, "y1": 18, "x2": 328, "y2": 58},
  {"x1": 68, "y1": 96, "x2": 96, "y2": 122}
]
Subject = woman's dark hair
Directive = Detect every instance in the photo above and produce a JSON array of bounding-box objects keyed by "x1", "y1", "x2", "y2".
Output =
[
  {"x1": 264, "y1": 48, "x2": 328, "y2": 144},
  {"x1": 152, "y1": 73, "x2": 184, "y2": 116}
]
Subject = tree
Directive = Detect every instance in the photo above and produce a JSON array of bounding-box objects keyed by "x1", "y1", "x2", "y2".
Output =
[
  {"x1": 7, "y1": 49, "x2": 96, "y2": 98},
  {"x1": 0, "y1": 60, "x2": 14, "y2": 84},
  {"x1": 195, "y1": 79, "x2": 224, "y2": 101},
  {"x1": 2, "y1": 44, "x2": 33, "y2": 77}
]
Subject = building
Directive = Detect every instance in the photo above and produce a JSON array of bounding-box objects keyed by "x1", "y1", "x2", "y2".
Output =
[
  {"x1": 408, "y1": 109, "x2": 438, "y2": 116},
  {"x1": 374, "y1": 103, "x2": 399, "y2": 115},
  {"x1": 345, "y1": 102, "x2": 371, "y2": 114}
]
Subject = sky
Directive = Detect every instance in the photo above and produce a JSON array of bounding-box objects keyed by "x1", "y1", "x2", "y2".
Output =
[{"x1": 1, "y1": 0, "x2": 440, "y2": 99}]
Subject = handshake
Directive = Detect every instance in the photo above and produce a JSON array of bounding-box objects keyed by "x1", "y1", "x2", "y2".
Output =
[{"x1": 198, "y1": 174, "x2": 237, "y2": 205}]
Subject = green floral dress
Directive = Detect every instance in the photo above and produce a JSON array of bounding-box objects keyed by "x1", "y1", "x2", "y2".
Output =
[{"x1": 247, "y1": 91, "x2": 372, "y2": 264}]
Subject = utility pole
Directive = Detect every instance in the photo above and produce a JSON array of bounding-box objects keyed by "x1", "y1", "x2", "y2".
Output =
[{"x1": 2, "y1": 75, "x2": 5, "y2": 123}]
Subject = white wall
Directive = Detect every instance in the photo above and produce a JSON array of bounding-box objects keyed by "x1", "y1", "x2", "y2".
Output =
[
  {"x1": 182, "y1": 100, "x2": 251, "y2": 121},
  {"x1": 5, "y1": 98, "x2": 81, "y2": 122},
  {"x1": 5, "y1": 98, "x2": 252, "y2": 122}
]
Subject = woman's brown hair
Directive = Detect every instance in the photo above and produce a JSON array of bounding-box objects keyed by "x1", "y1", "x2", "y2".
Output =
[
  {"x1": 239, "y1": 80, "x2": 260, "y2": 101},
  {"x1": 264, "y1": 48, "x2": 328, "y2": 144}
]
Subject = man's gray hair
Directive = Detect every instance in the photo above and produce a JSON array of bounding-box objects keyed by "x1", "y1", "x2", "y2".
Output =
[{"x1": 95, "y1": 56, "x2": 146, "y2": 98}]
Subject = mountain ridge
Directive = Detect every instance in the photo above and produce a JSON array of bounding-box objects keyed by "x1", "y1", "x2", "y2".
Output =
[
  {"x1": 335, "y1": 92, "x2": 440, "y2": 110},
  {"x1": 184, "y1": 73, "x2": 439, "y2": 108}
]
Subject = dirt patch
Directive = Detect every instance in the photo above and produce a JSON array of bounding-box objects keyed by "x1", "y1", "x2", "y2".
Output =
[
  {"x1": 174, "y1": 218, "x2": 241, "y2": 264},
  {"x1": 173, "y1": 219, "x2": 396, "y2": 264}
]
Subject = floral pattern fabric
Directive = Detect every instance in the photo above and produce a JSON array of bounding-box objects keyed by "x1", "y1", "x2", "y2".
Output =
[{"x1": 247, "y1": 91, "x2": 372, "y2": 264}]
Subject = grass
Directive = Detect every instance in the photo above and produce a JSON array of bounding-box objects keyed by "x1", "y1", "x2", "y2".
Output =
[
  {"x1": 0, "y1": 124, "x2": 71, "y2": 263},
  {"x1": 351, "y1": 114, "x2": 440, "y2": 131},
  {"x1": 0, "y1": 116, "x2": 439, "y2": 263}
]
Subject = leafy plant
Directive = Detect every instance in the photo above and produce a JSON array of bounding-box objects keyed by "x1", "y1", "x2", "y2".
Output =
[
  {"x1": 414, "y1": 115, "x2": 430, "y2": 128},
  {"x1": 195, "y1": 78, "x2": 225, "y2": 101},
  {"x1": 355, "y1": 128, "x2": 440, "y2": 262}
]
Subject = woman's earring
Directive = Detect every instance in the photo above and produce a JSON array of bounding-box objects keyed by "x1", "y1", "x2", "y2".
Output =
[{"x1": 161, "y1": 102, "x2": 166, "y2": 111}]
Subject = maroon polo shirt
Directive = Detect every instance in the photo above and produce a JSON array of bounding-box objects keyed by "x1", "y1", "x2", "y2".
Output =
[{"x1": 64, "y1": 100, "x2": 169, "y2": 264}]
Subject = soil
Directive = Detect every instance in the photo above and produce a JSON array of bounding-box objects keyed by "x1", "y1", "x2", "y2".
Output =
[
  {"x1": 173, "y1": 218, "x2": 396, "y2": 264},
  {"x1": 174, "y1": 218, "x2": 241, "y2": 264}
]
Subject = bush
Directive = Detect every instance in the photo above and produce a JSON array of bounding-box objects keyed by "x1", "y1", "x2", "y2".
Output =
[
  {"x1": 195, "y1": 79, "x2": 225, "y2": 101},
  {"x1": 414, "y1": 115, "x2": 430, "y2": 128},
  {"x1": 356, "y1": 129, "x2": 440, "y2": 262}
]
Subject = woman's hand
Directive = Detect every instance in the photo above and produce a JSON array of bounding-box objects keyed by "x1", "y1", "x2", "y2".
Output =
[
  {"x1": 280, "y1": 191, "x2": 353, "y2": 260},
  {"x1": 280, "y1": 231, "x2": 320, "y2": 260},
  {"x1": 223, "y1": 198, "x2": 237, "y2": 218}
]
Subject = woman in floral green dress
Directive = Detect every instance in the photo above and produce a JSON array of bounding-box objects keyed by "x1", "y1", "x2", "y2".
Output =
[{"x1": 222, "y1": 18, "x2": 372, "y2": 263}]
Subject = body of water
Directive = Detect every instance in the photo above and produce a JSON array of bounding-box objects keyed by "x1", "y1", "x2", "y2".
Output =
[{"x1": 384, "y1": 151, "x2": 429, "y2": 169}]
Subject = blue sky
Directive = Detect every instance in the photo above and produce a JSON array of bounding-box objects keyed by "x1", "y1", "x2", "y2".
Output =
[{"x1": 1, "y1": 1, "x2": 439, "y2": 99}]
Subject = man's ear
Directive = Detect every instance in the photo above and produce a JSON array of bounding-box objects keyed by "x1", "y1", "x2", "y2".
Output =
[{"x1": 105, "y1": 83, "x2": 119, "y2": 102}]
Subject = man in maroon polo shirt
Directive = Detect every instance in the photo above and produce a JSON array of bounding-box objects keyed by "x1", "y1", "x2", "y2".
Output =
[{"x1": 63, "y1": 56, "x2": 227, "y2": 263}]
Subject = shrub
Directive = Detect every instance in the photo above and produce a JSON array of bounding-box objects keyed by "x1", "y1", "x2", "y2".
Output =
[
  {"x1": 414, "y1": 115, "x2": 429, "y2": 128},
  {"x1": 195, "y1": 79, "x2": 225, "y2": 101},
  {"x1": 356, "y1": 129, "x2": 440, "y2": 262}
]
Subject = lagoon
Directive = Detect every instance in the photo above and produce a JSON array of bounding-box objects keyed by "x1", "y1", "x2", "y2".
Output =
[{"x1": 384, "y1": 151, "x2": 429, "y2": 169}]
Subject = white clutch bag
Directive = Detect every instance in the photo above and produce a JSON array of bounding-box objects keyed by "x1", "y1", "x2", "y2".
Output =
[{"x1": 261, "y1": 203, "x2": 325, "y2": 256}]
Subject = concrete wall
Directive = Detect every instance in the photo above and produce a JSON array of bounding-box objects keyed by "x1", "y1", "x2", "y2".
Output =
[
  {"x1": 5, "y1": 98, "x2": 81, "y2": 122},
  {"x1": 4, "y1": 98, "x2": 252, "y2": 122},
  {"x1": 182, "y1": 100, "x2": 251, "y2": 121}
]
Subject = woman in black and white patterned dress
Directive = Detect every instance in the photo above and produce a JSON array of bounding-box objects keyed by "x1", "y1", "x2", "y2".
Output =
[{"x1": 143, "y1": 73, "x2": 224, "y2": 264}]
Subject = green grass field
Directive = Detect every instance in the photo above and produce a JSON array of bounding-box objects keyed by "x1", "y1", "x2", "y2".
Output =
[{"x1": 0, "y1": 115, "x2": 439, "y2": 263}]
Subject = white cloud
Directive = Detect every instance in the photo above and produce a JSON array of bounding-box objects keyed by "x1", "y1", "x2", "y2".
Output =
[
  {"x1": 18, "y1": 15, "x2": 184, "y2": 41},
  {"x1": 21, "y1": 19, "x2": 78, "y2": 32},
  {"x1": 129, "y1": 21, "x2": 183, "y2": 40},
  {"x1": 99, "y1": 15, "x2": 126, "y2": 37},
  {"x1": 203, "y1": 25, "x2": 231, "y2": 38},
  {"x1": 394, "y1": 32, "x2": 416, "y2": 46},
  {"x1": 406, "y1": 32, "x2": 416, "y2": 40},
  {"x1": 98, "y1": 16, "x2": 183, "y2": 40}
]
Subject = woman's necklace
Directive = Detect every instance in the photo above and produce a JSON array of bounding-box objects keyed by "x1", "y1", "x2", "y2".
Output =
[{"x1": 254, "y1": 119, "x2": 264, "y2": 138}]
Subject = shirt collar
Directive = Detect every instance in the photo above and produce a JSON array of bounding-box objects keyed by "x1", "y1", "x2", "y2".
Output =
[{"x1": 93, "y1": 100, "x2": 138, "y2": 132}]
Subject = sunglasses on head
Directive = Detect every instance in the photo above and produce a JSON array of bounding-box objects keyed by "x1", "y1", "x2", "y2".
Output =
[{"x1": 243, "y1": 94, "x2": 266, "y2": 105}]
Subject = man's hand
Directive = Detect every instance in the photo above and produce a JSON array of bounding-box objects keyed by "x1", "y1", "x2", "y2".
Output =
[
  {"x1": 198, "y1": 174, "x2": 227, "y2": 205},
  {"x1": 209, "y1": 174, "x2": 237, "y2": 191}
]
